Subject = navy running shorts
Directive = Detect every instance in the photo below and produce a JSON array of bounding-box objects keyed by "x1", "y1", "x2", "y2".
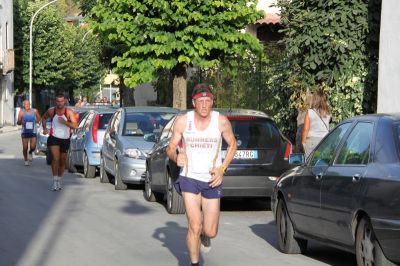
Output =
[
  {"x1": 47, "y1": 135, "x2": 70, "y2": 153},
  {"x1": 21, "y1": 133, "x2": 36, "y2": 138},
  {"x1": 174, "y1": 175, "x2": 223, "y2": 199}
]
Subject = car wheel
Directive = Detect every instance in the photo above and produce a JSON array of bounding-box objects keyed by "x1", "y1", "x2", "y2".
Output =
[
  {"x1": 46, "y1": 149, "x2": 52, "y2": 165},
  {"x1": 114, "y1": 161, "x2": 127, "y2": 190},
  {"x1": 356, "y1": 217, "x2": 396, "y2": 266},
  {"x1": 276, "y1": 199, "x2": 307, "y2": 254},
  {"x1": 166, "y1": 171, "x2": 184, "y2": 214},
  {"x1": 67, "y1": 150, "x2": 77, "y2": 173},
  {"x1": 99, "y1": 157, "x2": 110, "y2": 183},
  {"x1": 83, "y1": 152, "x2": 96, "y2": 178},
  {"x1": 144, "y1": 168, "x2": 162, "y2": 202}
]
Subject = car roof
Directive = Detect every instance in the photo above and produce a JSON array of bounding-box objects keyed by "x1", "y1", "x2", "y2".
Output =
[
  {"x1": 122, "y1": 106, "x2": 180, "y2": 113},
  {"x1": 176, "y1": 108, "x2": 270, "y2": 119},
  {"x1": 345, "y1": 113, "x2": 400, "y2": 123}
]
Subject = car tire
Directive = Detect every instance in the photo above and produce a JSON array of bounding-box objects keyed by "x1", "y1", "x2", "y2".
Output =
[
  {"x1": 99, "y1": 157, "x2": 110, "y2": 183},
  {"x1": 114, "y1": 161, "x2": 127, "y2": 190},
  {"x1": 144, "y1": 168, "x2": 162, "y2": 202},
  {"x1": 356, "y1": 217, "x2": 396, "y2": 266},
  {"x1": 46, "y1": 149, "x2": 52, "y2": 165},
  {"x1": 166, "y1": 171, "x2": 184, "y2": 214},
  {"x1": 276, "y1": 199, "x2": 307, "y2": 254},
  {"x1": 67, "y1": 150, "x2": 77, "y2": 173},
  {"x1": 83, "y1": 152, "x2": 96, "y2": 178}
]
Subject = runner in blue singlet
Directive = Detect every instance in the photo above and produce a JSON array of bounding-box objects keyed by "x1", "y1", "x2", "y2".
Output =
[{"x1": 17, "y1": 100, "x2": 41, "y2": 166}]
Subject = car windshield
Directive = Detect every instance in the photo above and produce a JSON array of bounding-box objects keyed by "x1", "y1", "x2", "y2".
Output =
[
  {"x1": 222, "y1": 117, "x2": 279, "y2": 149},
  {"x1": 123, "y1": 112, "x2": 175, "y2": 136}
]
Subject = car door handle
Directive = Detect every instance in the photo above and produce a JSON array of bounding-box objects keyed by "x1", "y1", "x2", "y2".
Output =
[
  {"x1": 315, "y1": 173, "x2": 323, "y2": 181},
  {"x1": 352, "y1": 173, "x2": 362, "y2": 183}
]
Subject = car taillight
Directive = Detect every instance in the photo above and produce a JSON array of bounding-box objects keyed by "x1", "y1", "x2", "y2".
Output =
[
  {"x1": 284, "y1": 142, "x2": 292, "y2": 160},
  {"x1": 92, "y1": 114, "x2": 100, "y2": 144}
]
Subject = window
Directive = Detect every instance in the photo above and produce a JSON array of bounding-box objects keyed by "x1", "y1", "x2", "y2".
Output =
[
  {"x1": 222, "y1": 117, "x2": 279, "y2": 149},
  {"x1": 335, "y1": 122, "x2": 373, "y2": 165},
  {"x1": 123, "y1": 112, "x2": 176, "y2": 136},
  {"x1": 309, "y1": 123, "x2": 352, "y2": 167},
  {"x1": 99, "y1": 113, "x2": 113, "y2": 130}
]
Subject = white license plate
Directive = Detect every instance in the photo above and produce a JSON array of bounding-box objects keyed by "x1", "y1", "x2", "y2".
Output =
[{"x1": 222, "y1": 150, "x2": 258, "y2": 159}]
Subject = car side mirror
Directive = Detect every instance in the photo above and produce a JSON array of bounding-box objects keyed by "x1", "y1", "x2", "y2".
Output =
[
  {"x1": 144, "y1": 133, "x2": 157, "y2": 143},
  {"x1": 288, "y1": 153, "x2": 305, "y2": 165}
]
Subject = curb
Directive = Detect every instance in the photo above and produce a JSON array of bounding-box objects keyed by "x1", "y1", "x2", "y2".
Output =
[{"x1": 0, "y1": 126, "x2": 20, "y2": 134}]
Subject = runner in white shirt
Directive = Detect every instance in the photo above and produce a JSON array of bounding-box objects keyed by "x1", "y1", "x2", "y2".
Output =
[
  {"x1": 42, "y1": 94, "x2": 78, "y2": 191},
  {"x1": 167, "y1": 84, "x2": 237, "y2": 266}
]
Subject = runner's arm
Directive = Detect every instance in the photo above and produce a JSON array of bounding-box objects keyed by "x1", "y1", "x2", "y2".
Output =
[
  {"x1": 65, "y1": 109, "x2": 78, "y2": 129},
  {"x1": 17, "y1": 110, "x2": 23, "y2": 126},
  {"x1": 166, "y1": 115, "x2": 186, "y2": 164},
  {"x1": 219, "y1": 115, "x2": 237, "y2": 171},
  {"x1": 209, "y1": 115, "x2": 236, "y2": 187}
]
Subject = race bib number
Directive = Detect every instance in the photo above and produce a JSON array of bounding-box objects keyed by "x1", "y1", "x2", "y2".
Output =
[{"x1": 25, "y1": 122, "x2": 33, "y2": 130}]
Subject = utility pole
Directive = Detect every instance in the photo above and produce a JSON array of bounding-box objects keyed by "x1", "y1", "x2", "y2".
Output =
[{"x1": 29, "y1": 0, "x2": 59, "y2": 106}]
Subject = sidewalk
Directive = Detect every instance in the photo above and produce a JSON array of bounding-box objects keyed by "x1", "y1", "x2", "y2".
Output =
[{"x1": 0, "y1": 125, "x2": 20, "y2": 134}]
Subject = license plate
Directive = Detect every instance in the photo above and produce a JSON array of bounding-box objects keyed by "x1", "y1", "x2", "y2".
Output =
[{"x1": 222, "y1": 150, "x2": 258, "y2": 159}]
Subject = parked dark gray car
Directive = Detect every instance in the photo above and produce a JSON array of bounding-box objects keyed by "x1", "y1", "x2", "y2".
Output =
[
  {"x1": 271, "y1": 113, "x2": 400, "y2": 266},
  {"x1": 144, "y1": 108, "x2": 292, "y2": 214},
  {"x1": 67, "y1": 108, "x2": 116, "y2": 178},
  {"x1": 100, "y1": 107, "x2": 179, "y2": 190}
]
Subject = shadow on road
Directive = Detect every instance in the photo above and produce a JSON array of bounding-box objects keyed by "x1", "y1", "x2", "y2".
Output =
[
  {"x1": 121, "y1": 199, "x2": 153, "y2": 215},
  {"x1": 152, "y1": 221, "x2": 195, "y2": 266},
  {"x1": 251, "y1": 221, "x2": 356, "y2": 266}
]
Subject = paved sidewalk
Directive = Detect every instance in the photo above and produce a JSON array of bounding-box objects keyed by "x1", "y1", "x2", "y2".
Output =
[{"x1": 0, "y1": 125, "x2": 20, "y2": 134}]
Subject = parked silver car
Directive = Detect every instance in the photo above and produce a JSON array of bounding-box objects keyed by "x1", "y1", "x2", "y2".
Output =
[
  {"x1": 67, "y1": 108, "x2": 116, "y2": 178},
  {"x1": 100, "y1": 107, "x2": 179, "y2": 190}
]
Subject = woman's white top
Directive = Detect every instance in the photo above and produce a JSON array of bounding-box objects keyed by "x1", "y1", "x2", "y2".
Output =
[{"x1": 307, "y1": 108, "x2": 331, "y2": 138}]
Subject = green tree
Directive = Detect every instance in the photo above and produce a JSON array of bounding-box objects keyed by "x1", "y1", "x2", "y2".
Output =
[
  {"x1": 68, "y1": 28, "x2": 105, "y2": 102},
  {"x1": 90, "y1": 0, "x2": 264, "y2": 109},
  {"x1": 13, "y1": 0, "x2": 106, "y2": 108}
]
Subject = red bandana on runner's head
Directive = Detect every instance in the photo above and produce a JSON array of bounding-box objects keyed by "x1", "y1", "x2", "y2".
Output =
[{"x1": 192, "y1": 92, "x2": 213, "y2": 100}]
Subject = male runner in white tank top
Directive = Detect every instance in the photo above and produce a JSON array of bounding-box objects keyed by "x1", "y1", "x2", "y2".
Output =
[
  {"x1": 167, "y1": 84, "x2": 237, "y2": 266},
  {"x1": 42, "y1": 94, "x2": 78, "y2": 191}
]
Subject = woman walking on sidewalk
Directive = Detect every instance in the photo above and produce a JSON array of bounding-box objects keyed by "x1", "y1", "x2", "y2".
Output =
[{"x1": 17, "y1": 100, "x2": 41, "y2": 166}]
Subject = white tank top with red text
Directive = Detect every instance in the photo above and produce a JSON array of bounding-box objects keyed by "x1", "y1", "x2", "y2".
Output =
[
  {"x1": 51, "y1": 112, "x2": 70, "y2": 139},
  {"x1": 181, "y1": 111, "x2": 222, "y2": 182}
]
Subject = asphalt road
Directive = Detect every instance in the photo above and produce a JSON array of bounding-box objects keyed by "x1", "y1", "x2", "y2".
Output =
[{"x1": 0, "y1": 131, "x2": 357, "y2": 266}]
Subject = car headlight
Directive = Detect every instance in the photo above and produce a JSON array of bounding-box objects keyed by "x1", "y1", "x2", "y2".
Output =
[{"x1": 123, "y1": 148, "x2": 146, "y2": 159}]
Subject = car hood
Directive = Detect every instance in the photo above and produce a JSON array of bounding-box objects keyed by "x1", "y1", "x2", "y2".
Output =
[{"x1": 120, "y1": 136, "x2": 155, "y2": 154}]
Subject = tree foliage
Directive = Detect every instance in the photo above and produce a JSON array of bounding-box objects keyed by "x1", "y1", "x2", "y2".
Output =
[
  {"x1": 13, "y1": 0, "x2": 105, "y2": 107},
  {"x1": 90, "y1": 0, "x2": 264, "y2": 108}
]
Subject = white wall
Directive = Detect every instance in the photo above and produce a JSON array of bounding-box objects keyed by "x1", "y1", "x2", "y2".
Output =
[
  {"x1": 0, "y1": 0, "x2": 15, "y2": 126},
  {"x1": 377, "y1": 0, "x2": 400, "y2": 113}
]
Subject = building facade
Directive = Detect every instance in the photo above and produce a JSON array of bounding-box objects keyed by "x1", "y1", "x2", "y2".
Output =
[
  {"x1": 378, "y1": 0, "x2": 400, "y2": 113},
  {"x1": 0, "y1": 0, "x2": 14, "y2": 126}
]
